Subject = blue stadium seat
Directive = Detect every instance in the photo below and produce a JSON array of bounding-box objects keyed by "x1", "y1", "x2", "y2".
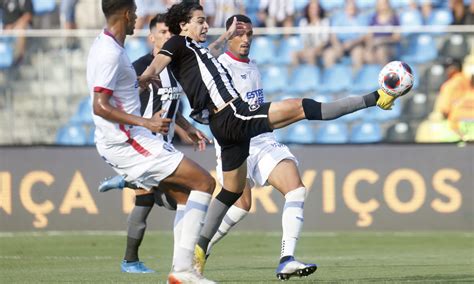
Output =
[
  {"x1": 0, "y1": 40, "x2": 14, "y2": 69},
  {"x1": 318, "y1": 64, "x2": 352, "y2": 94},
  {"x1": 349, "y1": 121, "x2": 383, "y2": 143},
  {"x1": 315, "y1": 122, "x2": 349, "y2": 144},
  {"x1": 423, "y1": 63, "x2": 446, "y2": 93},
  {"x1": 399, "y1": 10, "x2": 423, "y2": 35},
  {"x1": 275, "y1": 36, "x2": 303, "y2": 65},
  {"x1": 286, "y1": 121, "x2": 316, "y2": 144},
  {"x1": 70, "y1": 97, "x2": 93, "y2": 124},
  {"x1": 401, "y1": 34, "x2": 437, "y2": 64},
  {"x1": 389, "y1": 0, "x2": 411, "y2": 8},
  {"x1": 273, "y1": 128, "x2": 289, "y2": 144},
  {"x1": 369, "y1": 100, "x2": 402, "y2": 121},
  {"x1": 294, "y1": 0, "x2": 311, "y2": 11},
  {"x1": 401, "y1": 92, "x2": 429, "y2": 120},
  {"x1": 32, "y1": 0, "x2": 56, "y2": 14},
  {"x1": 289, "y1": 64, "x2": 320, "y2": 94},
  {"x1": 350, "y1": 64, "x2": 382, "y2": 93},
  {"x1": 250, "y1": 36, "x2": 276, "y2": 65},
  {"x1": 56, "y1": 123, "x2": 87, "y2": 145},
  {"x1": 320, "y1": 0, "x2": 344, "y2": 10},
  {"x1": 262, "y1": 65, "x2": 288, "y2": 94},
  {"x1": 125, "y1": 38, "x2": 149, "y2": 63},
  {"x1": 179, "y1": 96, "x2": 192, "y2": 118},
  {"x1": 356, "y1": 0, "x2": 376, "y2": 9},
  {"x1": 87, "y1": 126, "x2": 95, "y2": 145},
  {"x1": 427, "y1": 8, "x2": 453, "y2": 26}
]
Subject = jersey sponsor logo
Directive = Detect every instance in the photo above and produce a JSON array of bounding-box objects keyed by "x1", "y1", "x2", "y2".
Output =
[
  {"x1": 241, "y1": 74, "x2": 247, "y2": 79},
  {"x1": 249, "y1": 103, "x2": 261, "y2": 111},
  {"x1": 158, "y1": 87, "x2": 182, "y2": 101},
  {"x1": 246, "y1": 89, "x2": 264, "y2": 105}
]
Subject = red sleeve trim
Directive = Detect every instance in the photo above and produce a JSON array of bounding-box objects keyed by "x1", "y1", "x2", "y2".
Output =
[{"x1": 94, "y1": 87, "x2": 113, "y2": 96}]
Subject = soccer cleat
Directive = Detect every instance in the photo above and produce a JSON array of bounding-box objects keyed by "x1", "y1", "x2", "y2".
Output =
[
  {"x1": 167, "y1": 270, "x2": 216, "y2": 284},
  {"x1": 376, "y1": 89, "x2": 396, "y2": 110},
  {"x1": 120, "y1": 260, "x2": 155, "y2": 273},
  {"x1": 193, "y1": 245, "x2": 207, "y2": 275},
  {"x1": 98, "y1": 175, "x2": 125, "y2": 192},
  {"x1": 275, "y1": 257, "x2": 317, "y2": 281}
]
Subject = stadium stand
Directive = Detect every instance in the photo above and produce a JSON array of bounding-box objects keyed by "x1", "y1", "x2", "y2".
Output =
[
  {"x1": 125, "y1": 38, "x2": 149, "y2": 63},
  {"x1": 56, "y1": 123, "x2": 87, "y2": 145},
  {"x1": 315, "y1": 122, "x2": 349, "y2": 144},
  {"x1": 286, "y1": 121, "x2": 317, "y2": 144},
  {"x1": 385, "y1": 121, "x2": 415, "y2": 143},
  {"x1": 349, "y1": 121, "x2": 383, "y2": 143},
  {"x1": 288, "y1": 64, "x2": 320, "y2": 94},
  {"x1": 440, "y1": 34, "x2": 469, "y2": 60},
  {"x1": 32, "y1": 0, "x2": 56, "y2": 15},
  {"x1": 0, "y1": 40, "x2": 14, "y2": 69}
]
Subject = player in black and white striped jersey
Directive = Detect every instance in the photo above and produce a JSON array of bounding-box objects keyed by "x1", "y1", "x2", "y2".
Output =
[
  {"x1": 97, "y1": 14, "x2": 212, "y2": 280},
  {"x1": 139, "y1": 2, "x2": 400, "y2": 278}
]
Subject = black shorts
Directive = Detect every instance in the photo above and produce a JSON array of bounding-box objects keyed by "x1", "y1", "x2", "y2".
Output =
[{"x1": 209, "y1": 98, "x2": 273, "y2": 171}]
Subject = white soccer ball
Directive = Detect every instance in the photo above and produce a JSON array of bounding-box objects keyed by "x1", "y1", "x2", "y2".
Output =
[{"x1": 378, "y1": 61, "x2": 414, "y2": 97}]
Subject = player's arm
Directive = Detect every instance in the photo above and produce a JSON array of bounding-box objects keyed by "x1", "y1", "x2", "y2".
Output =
[
  {"x1": 208, "y1": 17, "x2": 243, "y2": 58},
  {"x1": 139, "y1": 54, "x2": 171, "y2": 89},
  {"x1": 175, "y1": 111, "x2": 211, "y2": 151},
  {"x1": 93, "y1": 91, "x2": 171, "y2": 133}
]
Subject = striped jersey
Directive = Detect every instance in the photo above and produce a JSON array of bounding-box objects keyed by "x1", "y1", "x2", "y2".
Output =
[
  {"x1": 159, "y1": 35, "x2": 240, "y2": 124},
  {"x1": 133, "y1": 53, "x2": 183, "y2": 143}
]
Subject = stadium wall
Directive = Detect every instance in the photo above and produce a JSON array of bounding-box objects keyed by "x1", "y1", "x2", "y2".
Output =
[{"x1": 0, "y1": 145, "x2": 472, "y2": 231}]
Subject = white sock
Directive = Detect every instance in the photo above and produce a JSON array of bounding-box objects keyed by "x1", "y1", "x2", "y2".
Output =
[
  {"x1": 207, "y1": 205, "x2": 248, "y2": 255},
  {"x1": 172, "y1": 204, "x2": 186, "y2": 270},
  {"x1": 173, "y1": 191, "x2": 211, "y2": 272},
  {"x1": 281, "y1": 187, "x2": 306, "y2": 259}
]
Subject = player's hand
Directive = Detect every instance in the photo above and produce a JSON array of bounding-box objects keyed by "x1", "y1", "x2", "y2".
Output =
[
  {"x1": 138, "y1": 74, "x2": 160, "y2": 90},
  {"x1": 185, "y1": 126, "x2": 212, "y2": 152},
  {"x1": 147, "y1": 109, "x2": 171, "y2": 134},
  {"x1": 226, "y1": 17, "x2": 246, "y2": 41}
]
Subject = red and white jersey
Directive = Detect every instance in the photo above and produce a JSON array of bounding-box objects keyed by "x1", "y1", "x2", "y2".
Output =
[{"x1": 87, "y1": 30, "x2": 154, "y2": 145}]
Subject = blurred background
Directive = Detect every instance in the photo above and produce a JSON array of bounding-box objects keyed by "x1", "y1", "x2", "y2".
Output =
[{"x1": 0, "y1": 0, "x2": 472, "y2": 146}]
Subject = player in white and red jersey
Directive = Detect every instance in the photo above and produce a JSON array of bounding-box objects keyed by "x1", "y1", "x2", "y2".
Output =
[
  {"x1": 87, "y1": 1, "x2": 216, "y2": 283},
  {"x1": 206, "y1": 15, "x2": 317, "y2": 281}
]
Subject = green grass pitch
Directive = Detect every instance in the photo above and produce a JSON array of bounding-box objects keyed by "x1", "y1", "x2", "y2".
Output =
[{"x1": 0, "y1": 231, "x2": 473, "y2": 283}]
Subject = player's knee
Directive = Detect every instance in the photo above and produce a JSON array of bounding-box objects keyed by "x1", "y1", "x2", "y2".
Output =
[
  {"x1": 236, "y1": 196, "x2": 251, "y2": 211},
  {"x1": 194, "y1": 173, "x2": 216, "y2": 194}
]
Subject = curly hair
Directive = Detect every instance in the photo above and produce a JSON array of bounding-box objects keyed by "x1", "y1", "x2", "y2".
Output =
[{"x1": 165, "y1": 1, "x2": 203, "y2": 35}]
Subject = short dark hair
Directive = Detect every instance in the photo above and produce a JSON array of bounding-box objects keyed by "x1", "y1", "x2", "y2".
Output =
[
  {"x1": 165, "y1": 1, "x2": 203, "y2": 35},
  {"x1": 149, "y1": 13, "x2": 166, "y2": 31},
  {"x1": 225, "y1": 14, "x2": 252, "y2": 30},
  {"x1": 304, "y1": 2, "x2": 325, "y2": 21},
  {"x1": 102, "y1": 0, "x2": 135, "y2": 19}
]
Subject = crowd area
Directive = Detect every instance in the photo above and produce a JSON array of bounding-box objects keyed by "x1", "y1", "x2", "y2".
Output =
[{"x1": 0, "y1": 0, "x2": 473, "y2": 144}]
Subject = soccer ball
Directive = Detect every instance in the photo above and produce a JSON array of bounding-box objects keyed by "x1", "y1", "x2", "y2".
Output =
[{"x1": 378, "y1": 61, "x2": 414, "y2": 97}]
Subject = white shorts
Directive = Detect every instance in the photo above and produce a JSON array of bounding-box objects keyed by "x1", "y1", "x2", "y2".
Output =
[
  {"x1": 96, "y1": 133, "x2": 183, "y2": 191},
  {"x1": 216, "y1": 133, "x2": 297, "y2": 187}
]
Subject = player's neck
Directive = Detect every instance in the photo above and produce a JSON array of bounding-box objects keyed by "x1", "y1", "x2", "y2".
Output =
[
  {"x1": 105, "y1": 25, "x2": 126, "y2": 47},
  {"x1": 225, "y1": 51, "x2": 249, "y2": 63}
]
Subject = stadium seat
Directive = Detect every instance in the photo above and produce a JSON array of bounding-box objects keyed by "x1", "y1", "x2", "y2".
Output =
[
  {"x1": 399, "y1": 10, "x2": 423, "y2": 35},
  {"x1": 401, "y1": 34, "x2": 438, "y2": 64},
  {"x1": 320, "y1": 0, "x2": 344, "y2": 11},
  {"x1": 286, "y1": 121, "x2": 317, "y2": 144},
  {"x1": 275, "y1": 36, "x2": 303, "y2": 65},
  {"x1": 356, "y1": 0, "x2": 376, "y2": 9},
  {"x1": 369, "y1": 99, "x2": 402, "y2": 121},
  {"x1": 262, "y1": 65, "x2": 288, "y2": 94},
  {"x1": 385, "y1": 121, "x2": 414, "y2": 143},
  {"x1": 427, "y1": 9, "x2": 453, "y2": 26},
  {"x1": 349, "y1": 121, "x2": 383, "y2": 143},
  {"x1": 315, "y1": 122, "x2": 349, "y2": 144},
  {"x1": 179, "y1": 96, "x2": 192, "y2": 118},
  {"x1": 273, "y1": 128, "x2": 289, "y2": 143},
  {"x1": 32, "y1": 0, "x2": 56, "y2": 14},
  {"x1": 389, "y1": 0, "x2": 411, "y2": 9},
  {"x1": 125, "y1": 38, "x2": 149, "y2": 63},
  {"x1": 70, "y1": 97, "x2": 93, "y2": 124},
  {"x1": 289, "y1": 64, "x2": 320, "y2": 94},
  {"x1": 422, "y1": 63, "x2": 446, "y2": 93},
  {"x1": 0, "y1": 40, "x2": 14, "y2": 69},
  {"x1": 56, "y1": 123, "x2": 87, "y2": 145},
  {"x1": 87, "y1": 126, "x2": 95, "y2": 145},
  {"x1": 401, "y1": 92, "x2": 430, "y2": 121},
  {"x1": 440, "y1": 34, "x2": 469, "y2": 61},
  {"x1": 318, "y1": 64, "x2": 352, "y2": 94},
  {"x1": 350, "y1": 64, "x2": 382, "y2": 93},
  {"x1": 294, "y1": 0, "x2": 311, "y2": 11},
  {"x1": 250, "y1": 36, "x2": 276, "y2": 65}
]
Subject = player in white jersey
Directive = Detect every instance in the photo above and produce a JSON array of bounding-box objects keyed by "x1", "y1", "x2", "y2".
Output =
[
  {"x1": 204, "y1": 15, "x2": 317, "y2": 280},
  {"x1": 87, "y1": 1, "x2": 216, "y2": 283}
]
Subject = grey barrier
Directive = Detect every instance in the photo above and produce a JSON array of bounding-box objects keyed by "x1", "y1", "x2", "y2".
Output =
[{"x1": 0, "y1": 145, "x2": 472, "y2": 231}]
